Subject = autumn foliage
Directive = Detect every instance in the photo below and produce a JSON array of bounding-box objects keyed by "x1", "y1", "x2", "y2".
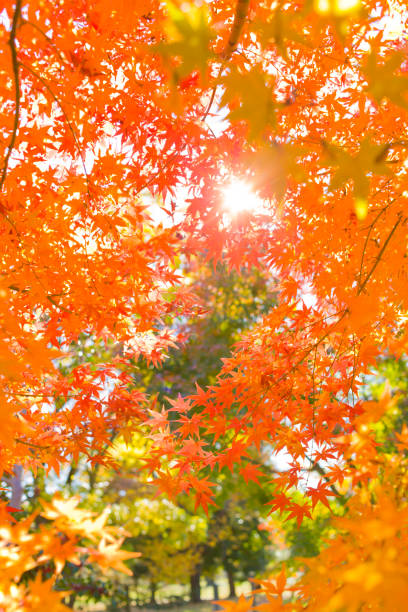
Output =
[{"x1": 1, "y1": 0, "x2": 408, "y2": 608}]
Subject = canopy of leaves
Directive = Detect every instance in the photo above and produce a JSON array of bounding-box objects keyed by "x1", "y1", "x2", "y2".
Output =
[{"x1": 1, "y1": 0, "x2": 408, "y2": 608}]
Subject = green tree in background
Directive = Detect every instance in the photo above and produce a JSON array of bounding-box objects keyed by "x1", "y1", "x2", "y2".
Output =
[
  {"x1": 132, "y1": 258, "x2": 277, "y2": 601},
  {"x1": 136, "y1": 258, "x2": 276, "y2": 398},
  {"x1": 5, "y1": 257, "x2": 277, "y2": 607}
]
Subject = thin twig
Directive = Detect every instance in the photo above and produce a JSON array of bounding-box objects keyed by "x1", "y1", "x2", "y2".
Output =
[
  {"x1": 305, "y1": 344, "x2": 318, "y2": 489},
  {"x1": 358, "y1": 212, "x2": 404, "y2": 295},
  {"x1": 202, "y1": 63, "x2": 224, "y2": 121},
  {"x1": 15, "y1": 438, "x2": 51, "y2": 450},
  {"x1": 20, "y1": 19, "x2": 67, "y2": 66},
  {"x1": 0, "y1": 0, "x2": 22, "y2": 191},
  {"x1": 358, "y1": 205, "x2": 387, "y2": 288}
]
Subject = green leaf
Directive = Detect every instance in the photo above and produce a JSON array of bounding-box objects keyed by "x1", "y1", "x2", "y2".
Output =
[
  {"x1": 363, "y1": 52, "x2": 408, "y2": 109},
  {"x1": 324, "y1": 138, "x2": 392, "y2": 200},
  {"x1": 251, "y1": 12, "x2": 307, "y2": 58},
  {"x1": 221, "y1": 67, "x2": 276, "y2": 140},
  {"x1": 156, "y1": 1, "x2": 215, "y2": 83}
]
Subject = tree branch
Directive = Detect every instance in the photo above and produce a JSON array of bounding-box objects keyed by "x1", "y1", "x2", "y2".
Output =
[
  {"x1": 0, "y1": 0, "x2": 22, "y2": 191},
  {"x1": 202, "y1": 0, "x2": 251, "y2": 121},
  {"x1": 222, "y1": 0, "x2": 251, "y2": 61},
  {"x1": 358, "y1": 212, "x2": 404, "y2": 295}
]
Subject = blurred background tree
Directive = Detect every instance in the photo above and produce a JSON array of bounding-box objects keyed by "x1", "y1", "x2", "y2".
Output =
[
  {"x1": 0, "y1": 256, "x2": 279, "y2": 609},
  {"x1": 4, "y1": 253, "x2": 408, "y2": 610}
]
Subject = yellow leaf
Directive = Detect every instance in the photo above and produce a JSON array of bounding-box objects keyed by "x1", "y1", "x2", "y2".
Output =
[{"x1": 87, "y1": 538, "x2": 141, "y2": 576}]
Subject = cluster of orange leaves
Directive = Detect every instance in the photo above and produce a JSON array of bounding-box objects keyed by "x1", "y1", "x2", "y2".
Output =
[
  {"x1": 216, "y1": 394, "x2": 408, "y2": 611},
  {"x1": 1, "y1": 0, "x2": 408, "y2": 607},
  {"x1": 0, "y1": 496, "x2": 139, "y2": 611}
]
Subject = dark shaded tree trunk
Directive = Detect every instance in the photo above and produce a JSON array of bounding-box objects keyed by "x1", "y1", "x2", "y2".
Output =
[
  {"x1": 207, "y1": 578, "x2": 221, "y2": 610},
  {"x1": 65, "y1": 593, "x2": 76, "y2": 609},
  {"x1": 225, "y1": 566, "x2": 236, "y2": 599},
  {"x1": 125, "y1": 585, "x2": 131, "y2": 612},
  {"x1": 150, "y1": 581, "x2": 157, "y2": 605},
  {"x1": 190, "y1": 570, "x2": 201, "y2": 602},
  {"x1": 9, "y1": 464, "x2": 23, "y2": 509},
  {"x1": 250, "y1": 578, "x2": 257, "y2": 606}
]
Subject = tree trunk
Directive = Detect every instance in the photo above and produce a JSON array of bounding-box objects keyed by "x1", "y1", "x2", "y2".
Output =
[
  {"x1": 250, "y1": 578, "x2": 257, "y2": 606},
  {"x1": 125, "y1": 585, "x2": 131, "y2": 612},
  {"x1": 207, "y1": 579, "x2": 221, "y2": 610},
  {"x1": 64, "y1": 593, "x2": 76, "y2": 609},
  {"x1": 9, "y1": 464, "x2": 23, "y2": 509},
  {"x1": 190, "y1": 570, "x2": 201, "y2": 603},
  {"x1": 150, "y1": 581, "x2": 157, "y2": 606},
  {"x1": 226, "y1": 566, "x2": 236, "y2": 599}
]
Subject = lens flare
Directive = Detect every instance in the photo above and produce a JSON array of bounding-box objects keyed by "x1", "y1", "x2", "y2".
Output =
[{"x1": 222, "y1": 180, "x2": 263, "y2": 214}]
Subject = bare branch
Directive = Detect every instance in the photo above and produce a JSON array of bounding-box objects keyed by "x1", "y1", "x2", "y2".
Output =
[
  {"x1": 0, "y1": 0, "x2": 23, "y2": 191},
  {"x1": 358, "y1": 212, "x2": 404, "y2": 295},
  {"x1": 202, "y1": 0, "x2": 251, "y2": 121}
]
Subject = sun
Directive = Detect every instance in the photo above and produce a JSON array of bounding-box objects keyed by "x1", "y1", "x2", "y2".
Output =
[{"x1": 222, "y1": 179, "x2": 263, "y2": 215}]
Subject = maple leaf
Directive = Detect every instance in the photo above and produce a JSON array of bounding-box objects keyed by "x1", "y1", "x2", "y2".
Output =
[
  {"x1": 239, "y1": 462, "x2": 263, "y2": 484},
  {"x1": 307, "y1": 481, "x2": 336, "y2": 510},
  {"x1": 285, "y1": 501, "x2": 312, "y2": 528},
  {"x1": 40, "y1": 495, "x2": 92, "y2": 525},
  {"x1": 255, "y1": 566, "x2": 288, "y2": 609},
  {"x1": 87, "y1": 538, "x2": 141, "y2": 576},
  {"x1": 220, "y1": 440, "x2": 249, "y2": 471},
  {"x1": 147, "y1": 406, "x2": 170, "y2": 430},
  {"x1": 23, "y1": 574, "x2": 69, "y2": 612},
  {"x1": 363, "y1": 52, "x2": 408, "y2": 109},
  {"x1": 267, "y1": 491, "x2": 292, "y2": 515},
  {"x1": 244, "y1": 145, "x2": 305, "y2": 204},
  {"x1": 221, "y1": 67, "x2": 276, "y2": 140},
  {"x1": 252, "y1": 12, "x2": 307, "y2": 58},
  {"x1": 216, "y1": 595, "x2": 254, "y2": 611},
  {"x1": 178, "y1": 412, "x2": 203, "y2": 437},
  {"x1": 167, "y1": 394, "x2": 192, "y2": 413},
  {"x1": 324, "y1": 138, "x2": 391, "y2": 201},
  {"x1": 189, "y1": 475, "x2": 216, "y2": 514},
  {"x1": 179, "y1": 436, "x2": 208, "y2": 460},
  {"x1": 395, "y1": 424, "x2": 408, "y2": 450},
  {"x1": 156, "y1": 1, "x2": 215, "y2": 83}
]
